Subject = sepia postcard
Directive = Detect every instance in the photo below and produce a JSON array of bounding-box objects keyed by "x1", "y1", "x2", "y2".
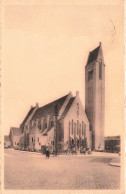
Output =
[{"x1": 1, "y1": 0, "x2": 125, "y2": 193}]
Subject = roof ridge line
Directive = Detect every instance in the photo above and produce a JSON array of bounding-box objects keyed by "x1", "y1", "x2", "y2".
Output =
[{"x1": 38, "y1": 94, "x2": 69, "y2": 109}]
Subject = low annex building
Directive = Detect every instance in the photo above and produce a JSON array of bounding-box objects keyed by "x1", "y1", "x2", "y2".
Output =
[
  {"x1": 10, "y1": 127, "x2": 22, "y2": 149},
  {"x1": 10, "y1": 91, "x2": 91, "y2": 152},
  {"x1": 4, "y1": 135, "x2": 11, "y2": 148}
]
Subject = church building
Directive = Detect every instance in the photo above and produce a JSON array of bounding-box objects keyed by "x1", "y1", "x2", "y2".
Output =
[{"x1": 9, "y1": 42, "x2": 105, "y2": 152}]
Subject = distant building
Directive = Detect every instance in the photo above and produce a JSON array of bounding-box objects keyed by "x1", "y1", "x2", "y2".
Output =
[
  {"x1": 4, "y1": 135, "x2": 11, "y2": 148},
  {"x1": 9, "y1": 127, "x2": 22, "y2": 149},
  {"x1": 104, "y1": 136, "x2": 120, "y2": 153},
  {"x1": 8, "y1": 43, "x2": 105, "y2": 152}
]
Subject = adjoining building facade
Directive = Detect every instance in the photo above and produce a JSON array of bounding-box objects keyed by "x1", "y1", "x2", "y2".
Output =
[
  {"x1": 8, "y1": 43, "x2": 105, "y2": 152},
  {"x1": 104, "y1": 136, "x2": 120, "y2": 153}
]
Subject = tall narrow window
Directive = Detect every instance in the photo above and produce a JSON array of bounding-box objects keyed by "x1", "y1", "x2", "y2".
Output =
[
  {"x1": 88, "y1": 69, "x2": 93, "y2": 81},
  {"x1": 72, "y1": 120, "x2": 73, "y2": 134},
  {"x1": 38, "y1": 137, "x2": 39, "y2": 142},
  {"x1": 80, "y1": 123, "x2": 81, "y2": 135},
  {"x1": 38, "y1": 120, "x2": 41, "y2": 129},
  {"x1": 69, "y1": 121, "x2": 71, "y2": 136},
  {"x1": 82, "y1": 121, "x2": 84, "y2": 135},
  {"x1": 32, "y1": 137, "x2": 33, "y2": 142},
  {"x1": 77, "y1": 120, "x2": 79, "y2": 135},
  {"x1": 50, "y1": 121, "x2": 53, "y2": 128},
  {"x1": 74, "y1": 123, "x2": 76, "y2": 136},
  {"x1": 45, "y1": 123, "x2": 47, "y2": 129},
  {"x1": 84, "y1": 124, "x2": 86, "y2": 137},
  {"x1": 77, "y1": 103, "x2": 79, "y2": 117},
  {"x1": 99, "y1": 60, "x2": 102, "y2": 79}
]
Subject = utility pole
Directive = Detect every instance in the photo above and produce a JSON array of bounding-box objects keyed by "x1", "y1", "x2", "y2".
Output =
[{"x1": 54, "y1": 103, "x2": 59, "y2": 156}]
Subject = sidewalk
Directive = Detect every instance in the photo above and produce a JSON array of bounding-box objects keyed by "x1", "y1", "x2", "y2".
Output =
[
  {"x1": 109, "y1": 157, "x2": 121, "y2": 167},
  {"x1": 6, "y1": 148, "x2": 121, "y2": 167},
  {"x1": 8, "y1": 148, "x2": 120, "y2": 157}
]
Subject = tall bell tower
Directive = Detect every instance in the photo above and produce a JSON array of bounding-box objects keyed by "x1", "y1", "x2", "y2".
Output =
[{"x1": 85, "y1": 42, "x2": 105, "y2": 151}]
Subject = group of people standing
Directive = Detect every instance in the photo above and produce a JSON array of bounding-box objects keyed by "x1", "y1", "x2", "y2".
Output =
[{"x1": 45, "y1": 149, "x2": 59, "y2": 159}]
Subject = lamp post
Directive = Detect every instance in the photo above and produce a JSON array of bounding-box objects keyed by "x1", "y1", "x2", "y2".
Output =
[{"x1": 53, "y1": 103, "x2": 59, "y2": 156}]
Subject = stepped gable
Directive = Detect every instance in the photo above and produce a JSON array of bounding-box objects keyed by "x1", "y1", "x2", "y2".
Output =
[
  {"x1": 32, "y1": 94, "x2": 69, "y2": 120},
  {"x1": 21, "y1": 107, "x2": 35, "y2": 125},
  {"x1": 87, "y1": 46, "x2": 100, "y2": 65},
  {"x1": 11, "y1": 127, "x2": 22, "y2": 136},
  {"x1": 60, "y1": 97, "x2": 75, "y2": 119}
]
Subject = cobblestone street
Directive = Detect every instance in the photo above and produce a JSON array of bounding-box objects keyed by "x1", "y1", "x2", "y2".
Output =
[{"x1": 4, "y1": 149, "x2": 120, "y2": 190}]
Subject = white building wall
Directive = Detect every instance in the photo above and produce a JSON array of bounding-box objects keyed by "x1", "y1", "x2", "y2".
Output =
[
  {"x1": 13, "y1": 136, "x2": 21, "y2": 148},
  {"x1": 47, "y1": 127, "x2": 54, "y2": 146},
  {"x1": 39, "y1": 135, "x2": 47, "y2": 146}
]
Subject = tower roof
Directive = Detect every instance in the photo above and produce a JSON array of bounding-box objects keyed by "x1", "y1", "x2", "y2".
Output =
[{"x1": 87, "y1": 43, "x2": 102, "y2": 65}]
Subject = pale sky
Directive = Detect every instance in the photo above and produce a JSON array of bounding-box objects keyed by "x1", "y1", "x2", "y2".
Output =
[{"x1": 2, "y1": 0, "x2": 124, "y2": 136}]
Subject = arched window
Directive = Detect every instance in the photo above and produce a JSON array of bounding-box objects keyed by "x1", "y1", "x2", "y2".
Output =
[{"x1": 32, "y1": 137, "x2": 33, "y2": 142}]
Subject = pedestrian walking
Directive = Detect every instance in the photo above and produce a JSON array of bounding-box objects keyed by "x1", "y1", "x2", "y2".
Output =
[{"x1": 46, "y1": 149, "x2": 50, "y2": 159}]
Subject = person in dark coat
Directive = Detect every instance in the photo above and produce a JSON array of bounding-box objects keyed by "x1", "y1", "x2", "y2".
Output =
[{"x1": 46, "y1": 149, "x2": 50, "y2": 159}]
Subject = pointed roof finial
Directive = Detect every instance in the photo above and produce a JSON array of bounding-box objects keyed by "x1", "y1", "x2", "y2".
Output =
[
  {"x1": 99, "y1": 42, "x2": 102, "y2": 46},
  {"x1": 36, "y1": 103, "x2": 39, "y2": 107}
]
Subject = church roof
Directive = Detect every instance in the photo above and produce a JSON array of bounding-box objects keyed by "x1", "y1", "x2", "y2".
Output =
[
  {"x1": 87, "y1": 46, "x2": 100, "y2": 65},
  {"x1": 21, "y1": 107, "x2": 35, "y2": 125},
  {"x1": 60, "y1": 97, "x2": 75, "y2": 119},
  {"x1": 11, "y1": 127, "x2": 22, "y2": 136},
  {"x1": 32, "y1": 94, "x2": 69, "y2": 120}
]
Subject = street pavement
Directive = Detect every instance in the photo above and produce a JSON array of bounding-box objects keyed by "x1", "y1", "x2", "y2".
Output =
[{"x1": 4, "y1": 149, "x2": 120, "y2": 190}]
